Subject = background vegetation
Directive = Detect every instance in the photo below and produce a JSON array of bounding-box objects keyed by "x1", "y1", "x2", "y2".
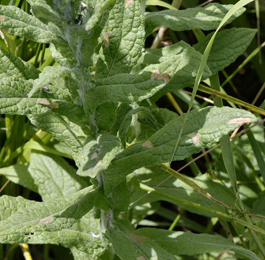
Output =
[{"x1": 0, "y1": 0, "x2": 265, "y2": 259}]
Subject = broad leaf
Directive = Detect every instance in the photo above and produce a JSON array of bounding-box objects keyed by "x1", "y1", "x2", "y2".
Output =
[
  {"x1": 85, "y1": 41, "x2": 211, "y2": 115},
  {"x1": 0, "y1": 186, "x2": 95, "y2": 239},
  {"x1": 131, "y1": 167, "x2": 236, "y2": 219},
  {"x1": 103, "y1": 106, "x2": 256, "y2": 193},
  {"x1": 143, "y1": 41, "x2": 212, "y2": 102},
  {"x1": 0, "y1": 164, "x2": 38, "y2": 193},
  {"x1": 95, "y1": 0, "x2": 145, "y2": 78},
  {"x1": 136, "y1": 229, "x2": 260, "y2": 260},
  {"x1": 194, "y1": 28, "x2": 257, "y2": 75},
  {"x1": 0, "y1": 193, "x2": 107, "y2": 259},
  {"x1": 145, "y1": 3, "x2": 245, "y2": 36},
  {"x1": 0, "y1": 46, "x2": 39, "y2": 80},
  {"x1": 0, "y1": 5, "x2": 57, "y2": 42},
  {"x1": 106, "y1": 220, "x2": 177, "y2": 260},
  {"x1": 76, "y1": 133, "x2": 122, "y2": 178},
  {"x1": 28, "y1": 151, "x2": 88, "y2": 200}
]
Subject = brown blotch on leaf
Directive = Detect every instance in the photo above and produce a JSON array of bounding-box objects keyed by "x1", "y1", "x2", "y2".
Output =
[
  {"x1": 129, "y1": 231, "x2": 146, "y2": 244},
  {"x1": 0, "y1": 16, "x2": 5, "y2": 22},
  {"x1": 39, "y1": 99, "x2": 59, "y2": 109},
  {"x1": 125, "y1": 0, "x2": 133, "y2": 8},
  {"x1": 228, "y1": 118, "x2": 253, "y2": 126},
  {"x1": 151, "y1": 69, "x2": 170, "y2": 83},
  {"x1": 151, "y1": 69, "x2": 160, "y2": 79},
  {"x1": 91, "y1": 152, "x2": 98, "y2": 159},
  {"x1": 157, "y1": 70, "x2": 170, "y2": 83},
  {"x1": 187, "y1": 132, "x2": 201, "y2": 144},
  {"x1": 104, "y1": 32, "x2": 109, "y2": 47},
  {"x1": 40, "y1": 216, "x2": 54, "y2": 225},
  {"x1": 142, "y1": 140, "x2": 153, "y2": 148},
  {"x1": 49, "y1": 102, "x2": 59, "y2": 109},
  {"x1": 39, "y1": 99, "x2": 50, "y2": 106},
  {"x1": 95, "y1": 161, "x2": 102, "y2": 167}
]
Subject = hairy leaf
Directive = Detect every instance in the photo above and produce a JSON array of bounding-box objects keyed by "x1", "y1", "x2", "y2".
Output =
[
  {"x1": 194, "y1": 28, "x2": 257, "y2": 75},
  {"x1": 145, "y1": 3, "x2": 245, "y2": 36},
  {"x1": 136, "y1": 229, "x2": 260, "y2": 260},
  {"x1": 103, "y1": 106, "x2": 256, "y2": 193},
  {"x1": 95, "y1": 0, "x2": 145, "y2": 78},
  {"x1": 0, "y1": 5, "x2": 57, "y2": 42},
  {"x1": 106, "y1": 220, "x2": 177, "y2": 260}
]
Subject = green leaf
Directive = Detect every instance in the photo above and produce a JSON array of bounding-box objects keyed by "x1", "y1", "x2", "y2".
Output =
[
  {"x1": 103, "y1": 106, "x2": 256, "y2": 193},
  {"x1": 86, "y1": 41, "x2": 211, "y2": 115},
  {"x1": 0, "y1": 98, "x2": 88, "y2": 153},
  {"x1": 95, "y1": 102, "x2": 118, "y2": 131},
  {"x1": 0, "y1": 164, "x2": 38, "y2": 193},
  {"x1": 144, "y1": 3, "x2": 245, "y2": 36},
  {"x1": 0, "y1": 46, "x2": 40, "y2": 80},
  {"x1": 143, "y1": 41, "x2": 212, "y2": 102},
  {"x1": 28, "y1": 105, "x2": 88, "y2": 153},
  {"x1": 0, "y1": 191, "x2": 107, "y2": 258},
  {"x1": 136, "y1": 229, "x2": 261, "y2": 260},
  {"x1": 131, "y1": 167, "x2": 236, "y2": 219},
  {"x1": 0, "y1": 186, "x2": 95, "y2": 239},
  {"x1": 137, "y1": 108, "x2": 178, "y2": 141},
  {"x1": 106, "y1": 220, "x2": 177, "y2": 260},
  {"x1": 0, "y1": 152, "x2": 89, "y2": 200},
  {"x1": 84, "y1": 71, "x2": 166, "y2": 115},
  {"x1": 76, "y1": 133, "x2": 122, "y2": 178},
  {"x1": 27, "y1": 66, "x2": 75, "y2": 100},
  {"x1": 247, "y1": 130, "x2": 265, "y2": 183},
  {"x1": 0, "y1": 76, "x2": 34, "y2": 98},
  {"x1": 0, "y1": 5, "x2": 57, "y2": 42},
  {"x1": 194, "y1": 28, "x2": 257, "y2": 75},
  {"x1": 26, "y1": 0, "x2": 79, "y2": 26},
  {"x1": 28, "y1": 152, "x2": 88, "y2": 200},
  {"x1": 95, "y1": 0, "x2": 145, "y2": 78},
  {"x1": 253, "y1": 191, "x2": 265, "y2": 216}
]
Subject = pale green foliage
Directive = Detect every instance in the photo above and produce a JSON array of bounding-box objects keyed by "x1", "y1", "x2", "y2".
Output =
[{"x1": 0, "y1": 0, "x2": 261, "y2": 259}]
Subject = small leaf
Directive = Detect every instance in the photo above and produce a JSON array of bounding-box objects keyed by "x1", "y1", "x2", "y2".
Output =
[
  {"x1": 137, "y1": 108, "x2": 178, "y2": 141},
  {"x1": 28, "y1": 105, "x2": 88, "y2": 153}
]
